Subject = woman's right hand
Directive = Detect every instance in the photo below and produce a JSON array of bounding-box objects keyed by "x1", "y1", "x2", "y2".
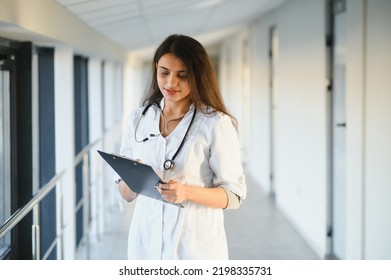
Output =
[{"x1": 118, "y1": 180, "x2": 138, "y2": 202}]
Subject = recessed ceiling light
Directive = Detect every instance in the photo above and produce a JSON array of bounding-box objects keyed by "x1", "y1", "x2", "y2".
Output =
[{"x1": 191, "y1": 0, "x2": 224, "y2": 10}]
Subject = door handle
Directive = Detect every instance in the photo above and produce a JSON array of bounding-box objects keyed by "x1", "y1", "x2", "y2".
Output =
[{"x1": 336, "y1": 123, "x2": 346, "y2": 127}]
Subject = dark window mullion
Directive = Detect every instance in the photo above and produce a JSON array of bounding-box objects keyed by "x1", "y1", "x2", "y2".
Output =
[
  {"x1": 74, "y1": 55, "x2": 89, "y2": 247},
  {"x1": 37, "y1": 47, "x2": 57, "y2": 260}
]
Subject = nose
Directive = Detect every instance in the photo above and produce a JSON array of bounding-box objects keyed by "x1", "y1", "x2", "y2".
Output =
[{"x1": 166, "y1": 73, "x2": 178, "y2": 87}]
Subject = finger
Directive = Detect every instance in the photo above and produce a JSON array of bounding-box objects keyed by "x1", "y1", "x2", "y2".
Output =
[
  {"x1": 157, "y1": 185, "x2": 172, "y2": 195},
  {"x1": 155, "y1": 185, "x2": 163, "y2": 194},
  {"x1": 159, "y1": 183, "x2": 171, "y2": 190}
]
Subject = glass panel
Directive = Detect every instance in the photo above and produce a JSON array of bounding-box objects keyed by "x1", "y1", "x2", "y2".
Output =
[{"x1": 0, "y1": 70, "x2": 11, "y2": 257}]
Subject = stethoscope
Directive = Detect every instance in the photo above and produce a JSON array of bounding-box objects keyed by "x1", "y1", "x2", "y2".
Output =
[{"x1": 134, "y1": 102, "x2": 196, "y2": 170}]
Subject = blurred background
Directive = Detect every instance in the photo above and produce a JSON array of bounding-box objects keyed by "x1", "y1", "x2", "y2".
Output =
[{"x1": 0, "y1": 0, "x2": 390, "y2": 260}]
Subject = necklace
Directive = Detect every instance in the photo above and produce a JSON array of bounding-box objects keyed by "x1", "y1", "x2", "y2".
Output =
[{"x1": 160, "y1": 112, "x2": 186, "y2": 134}]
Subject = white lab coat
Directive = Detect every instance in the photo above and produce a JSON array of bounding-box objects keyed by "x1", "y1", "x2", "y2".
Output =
[{"x1": 117, "y1": 99, "x2": 246, "y2": 260}]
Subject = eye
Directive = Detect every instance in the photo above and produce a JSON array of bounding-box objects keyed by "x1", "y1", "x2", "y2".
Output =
[
  {"x1": 178, "y1": 72, "x2": 188, "y2": 79},
  {"x1": 160, "y1": 70, "x2": 169, "y2": 76}
]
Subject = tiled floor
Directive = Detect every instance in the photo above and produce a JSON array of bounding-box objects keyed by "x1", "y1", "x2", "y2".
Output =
[
  {"x1": 224, "y1": 175, "x2": 319, "y2": 260},
  {"x1": 76, "y1": 201, "x2": 133, "y2": 260},
  {"x1": 76, "y1": 175, "x2": 320, "y2": 260}
]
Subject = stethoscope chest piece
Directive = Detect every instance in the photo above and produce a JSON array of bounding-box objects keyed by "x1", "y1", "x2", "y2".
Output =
[
  {"x1": 164, "y1": 159, "x2": 174, "y2": 170},
  {"x1": 136, "y1": 102, "x2": 197, "y2": 172}
]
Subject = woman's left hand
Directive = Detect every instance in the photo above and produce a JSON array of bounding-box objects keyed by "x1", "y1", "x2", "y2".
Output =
[{"x1": 156, "y1": 180, "x2": 188, "y2": 204}]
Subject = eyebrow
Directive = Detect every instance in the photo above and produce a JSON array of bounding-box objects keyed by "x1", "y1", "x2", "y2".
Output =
[{"x1": 159, "y1": 66, "x2": 187, "y2": 73}]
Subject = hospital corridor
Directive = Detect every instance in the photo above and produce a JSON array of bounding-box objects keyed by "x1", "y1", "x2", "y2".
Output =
[{"x1": 1, "y1": 0, "x2": 391, "y2": 261}]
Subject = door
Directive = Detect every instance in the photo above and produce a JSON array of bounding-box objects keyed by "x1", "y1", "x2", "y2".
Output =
[
  {"x1": 269, "y1": 26, "x2": 279, "y2": 198},
  {"x1": 331, "y1": 0, "x2": 347, "y2": 259}
]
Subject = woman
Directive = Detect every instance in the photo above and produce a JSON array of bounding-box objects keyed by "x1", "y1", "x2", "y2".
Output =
[{"x1": 116, "y1": 34, "x2": 246, "y2": 259}]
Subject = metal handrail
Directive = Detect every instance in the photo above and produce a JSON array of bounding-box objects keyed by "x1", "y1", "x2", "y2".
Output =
[
  {"x1": 0, "y1": 170, "x2": 66, "y2": 259},
  {"x1": 73, "y1": 138, "x2": 101, "y2": 259},
  {"x1": 74, "y1": 138, "x2": 100, "y2": 166},
  {"x1": 0, "y1": 137, "x2": 106, "y2": 260},
  {"x1": 0, "y1": 170, "x2": 65, "y2": 239}
]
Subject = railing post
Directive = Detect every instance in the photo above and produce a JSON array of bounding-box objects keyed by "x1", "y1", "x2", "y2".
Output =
[
  {"x1": 83, "y1": 152, "x2": 90, "y2": 259},
  {"x1": 57, "y1": 179, "x2": 64, "y2": 260},
  {"x1": 32, "y1": 204, "x2": 40, "y2": 260},
  {"x1": 0, "y1": 171, "x2": 65, "y2": 260}
]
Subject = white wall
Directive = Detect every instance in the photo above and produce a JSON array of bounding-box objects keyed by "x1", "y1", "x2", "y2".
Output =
[
  {"x1": 244, "y1": 0, "x2": 391, "y2": 260},
  {"x1": 219, "y1": 32, "x2": 248, "y2": 159},
  {"x1": 275, "y1": 0, "x2": 328, "y2": 258},
  {"x1": 122, "y1": 55, "x2": 148, "y2": 130},
  {"x1": 364, "y1": 0, "x2": 391, "y2": 259},
  {"x1": 101, "y1": 62, "x2": 123, "y2": 213},
  {"x1": 339, "y1": 0, "x2": 391, "y2": 260},
  {"x1": 248, "y1": 22, "x2": 272, "y2": 192},
  {"x1": 345, "y1": 0, "x2": 366, "y2": 260},
  {"x1": 54, "y1": 46, "x2": 75, "y2": 260},
  {"x1": 245, "y1": 0, "x2": 329, "y2": 257}
]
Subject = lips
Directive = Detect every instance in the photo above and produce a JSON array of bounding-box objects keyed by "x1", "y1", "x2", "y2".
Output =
[{"x1": 165, "y1": 88, "x2": 178, "y2": 95}]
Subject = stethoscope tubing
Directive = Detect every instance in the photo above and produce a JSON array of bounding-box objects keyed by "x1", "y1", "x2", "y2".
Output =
[{"x1": 135, "y1": 102, "x2": 196, "y2": 171}]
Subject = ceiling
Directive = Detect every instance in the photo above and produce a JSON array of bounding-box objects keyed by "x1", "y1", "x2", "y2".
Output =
[{"x1": 55, "y1": 0, "x2": 288, "y2": 53}]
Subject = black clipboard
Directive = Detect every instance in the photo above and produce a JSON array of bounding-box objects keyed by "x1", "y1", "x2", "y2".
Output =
[
  {"x1": 98, "y1": 150, "x2": 183, "y2": 207},
  {"x1": 98, "y1": 150, "x2": 162, "y2": 201}
]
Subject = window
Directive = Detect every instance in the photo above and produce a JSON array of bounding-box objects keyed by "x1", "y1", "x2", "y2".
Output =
[
  {"x1": 1, "y1": 40, "x2": 34, "y2": 259},
  {"x1": 0, "y1": 67, "x2": 11, "y2": 257}
]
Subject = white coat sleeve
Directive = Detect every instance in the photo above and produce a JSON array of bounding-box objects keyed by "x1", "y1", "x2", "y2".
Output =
[{"x1": 209, "y1": 114, "x2": 247, "y2": 200}]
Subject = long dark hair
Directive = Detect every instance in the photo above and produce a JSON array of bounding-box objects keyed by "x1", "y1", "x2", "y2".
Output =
[{"x1": 143, "y1": 34, "x2": 237, "y2": 127}]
